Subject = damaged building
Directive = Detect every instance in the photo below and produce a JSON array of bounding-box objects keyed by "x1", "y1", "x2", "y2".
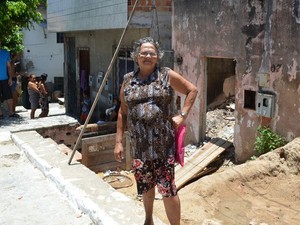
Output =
[
  {"x1": 47, "y1": 0, "x2": 300, "y2": 163},
  {"x1": 173, "y1": 0, "x2": 300, "y2": 162}
]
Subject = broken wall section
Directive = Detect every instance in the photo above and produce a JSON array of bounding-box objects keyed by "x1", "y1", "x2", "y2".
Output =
[{"x1": 173, "y1": 0, "x2": 300, "y2": 162}]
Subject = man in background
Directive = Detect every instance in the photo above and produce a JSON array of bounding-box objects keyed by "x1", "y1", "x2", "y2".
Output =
[{"x1": 0, "y1": 41, "x2": 19, "y2": 118}]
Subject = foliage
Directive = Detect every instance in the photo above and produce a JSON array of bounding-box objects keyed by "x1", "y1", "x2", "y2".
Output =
[
  {"x1": 0, "y1": 0, "x2": 46, "y2": 54},
  {"x1": 254, "y1": 126, "x2": 287, "y2": 156}
]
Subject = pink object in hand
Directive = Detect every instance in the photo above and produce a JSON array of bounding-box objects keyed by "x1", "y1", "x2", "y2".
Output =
[{"x1": 175, "y1": 124, "x2": 186, "y2": 167}]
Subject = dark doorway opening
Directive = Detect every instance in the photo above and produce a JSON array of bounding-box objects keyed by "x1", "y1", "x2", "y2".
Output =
[
  {"x1": 206, "y1": 57, "x2": 236, "y2": 143},
  {"x1": 207, "y1": 58, "x2": 236, "y2": 108},
  {"x1": 65, "y1": 37, "x2": 77, "y2": 118},
  {"x1": 79, "y1": 48, "x2": 90, "y2": 105}
]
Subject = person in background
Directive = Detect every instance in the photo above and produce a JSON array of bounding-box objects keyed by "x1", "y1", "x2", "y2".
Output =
[
  {"x1": 38, "y1": 73, "x2": 49, "y2": 117},
  {"x1": 80, "y1": 90, "x2": 91, "y2": 124},
  {"x1": 0, "y1": 41, "x2": 20, "y2": 118},
  {"x1": 27, "y1": 74, "x2": 40, "y2": 119},
  {"x1": 10, "y1": 55, "x2": 22, "y2": 114},
  {"x1": 114, "y1": 37, "x2": 198, "y2": 225},
  {"x1": 105, "y1": 97, "x2": 120, "y2": 121}
]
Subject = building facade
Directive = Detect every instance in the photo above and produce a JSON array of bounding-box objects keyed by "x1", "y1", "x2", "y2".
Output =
[
  {"x1": 47, "y1": 0, "x2": 172, "y2": 121},
  {"x1": 22, "y1": 6, "x2": 64, "y2": 95},
  {"x1": 173, "y1": 0, "x2": 300, "y2": 162}
]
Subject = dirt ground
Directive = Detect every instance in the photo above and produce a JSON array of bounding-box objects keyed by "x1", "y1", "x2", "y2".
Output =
[
  {"x1": 105, "y1": 137, "x2": 300, "y2": 225},
  {"x1": 100, "y1": 101, "x2": 300, "y2": 225}
]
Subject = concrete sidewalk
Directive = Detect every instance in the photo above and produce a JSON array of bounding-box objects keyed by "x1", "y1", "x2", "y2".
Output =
[
  {"x1": 0, "y1": 133, "x2": 94, "y2": 225},
  {"x1": 0, "y1": 104, "x2": 165, "y2": 225},
  {"x1": 0, "y1": 103, "x2": 77, "y2": 133}
]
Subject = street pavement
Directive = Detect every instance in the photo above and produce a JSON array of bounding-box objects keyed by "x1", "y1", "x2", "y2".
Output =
[{"x1": 0, "y1": 133, "x2": 94, "y2": 225}]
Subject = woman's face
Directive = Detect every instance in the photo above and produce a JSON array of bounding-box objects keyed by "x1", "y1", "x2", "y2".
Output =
[
  {"x1": 30, "y1": 76, "x2": 36, "y2": 82},
  {"x1": 137, "y1": 43, "x2": 158, "y2": 70}
]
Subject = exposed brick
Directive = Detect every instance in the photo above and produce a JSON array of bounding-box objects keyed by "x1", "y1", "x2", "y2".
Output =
[{"x1": 128, "y1": 0, "x2": 172, "y2": 12}]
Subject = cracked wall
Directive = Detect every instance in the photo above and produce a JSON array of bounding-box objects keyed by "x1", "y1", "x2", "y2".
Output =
[{"x1": 173, "y1": 0, "x2": 300, "y2": 162}]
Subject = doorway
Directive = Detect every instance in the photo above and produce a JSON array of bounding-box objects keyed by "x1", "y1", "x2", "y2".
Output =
[
  {"x1": 65, "y1": 37, "x2": 77, "y2": 118},
  {"x1": 79, "y1": 48, "x2": 90, "y2": 108},
  {"x1": 206, "y1": 57, "x2": 236, "y2": 142}
]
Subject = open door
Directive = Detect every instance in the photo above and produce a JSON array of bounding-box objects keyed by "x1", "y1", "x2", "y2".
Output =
[{"x1": 65, "y1": 37, "x2": 77, "y2": 118}]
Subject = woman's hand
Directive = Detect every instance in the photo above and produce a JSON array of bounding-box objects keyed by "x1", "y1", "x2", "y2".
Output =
[
  {"x1": 114, "y1": 142, "x2": 124, "y2": 162},
  {"x1": 172, "y1": 114, "x2": 185, "y2": 129},
  {"x1": 8, "y1": 77, "x2": 12, "y2": 86}
]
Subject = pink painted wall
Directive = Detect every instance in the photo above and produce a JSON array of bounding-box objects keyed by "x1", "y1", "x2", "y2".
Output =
[{"x1": 173, "y1": 0, "x2": 300, "y2": 162}]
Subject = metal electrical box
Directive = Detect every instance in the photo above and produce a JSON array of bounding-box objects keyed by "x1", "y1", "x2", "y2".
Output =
[
  {"x1": 256, "y1": 93, "x2": 275, "y2": 117},
  {"x1": 89, "y1": 75, "x2": 94, "y2": 87},
  {"x1": 96, "y1": 71, "x2": 103, "y2": 88}
]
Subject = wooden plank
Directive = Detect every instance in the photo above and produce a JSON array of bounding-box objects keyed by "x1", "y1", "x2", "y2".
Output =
[
  {"x1": 179, "y1": 140, "x2": 231, "y2": 180},
  {"x1": 175, "y1": 138, "x2": 226, "y2": 180},
  {"x1": 193, "y1": 167, "x2": 217, "y2": 179},
  {"x1": 175, "y1": 138, "x2": 232, "y2": 190},
  {"x1": 76, "y1": 122, "x2": 117, "y2": 134},
  {"x1": 176, "y1": 139, "x2": 231, "y2": 189},
  {"x1": 89, "y1": 161, "x2": 127, "y2": 173},
  {"x1": 175, "y1": 140, "x2": 225, "y2": 182},
  {"x1": 174, "y1": 138, "x2": 220, "y2": 173},
  {"x1": 81, "y1": 132, "x2": 131, "y2": 172}
]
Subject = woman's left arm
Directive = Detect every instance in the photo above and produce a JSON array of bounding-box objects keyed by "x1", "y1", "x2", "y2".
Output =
[
  {"x1": 40, "y1": 83, "x2": 48, "y2": 95},
  {"x1": 169, "y1": 69, "x2": 198, "y2": 128}
]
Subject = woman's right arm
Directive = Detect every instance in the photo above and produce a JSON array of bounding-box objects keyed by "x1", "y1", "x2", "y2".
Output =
[
  {"x1": 114, "y1": 82, "x2": 128, "y2": 162},
  {"x1": 28, "y1": 81, "x2": 39, "y2": 93}
]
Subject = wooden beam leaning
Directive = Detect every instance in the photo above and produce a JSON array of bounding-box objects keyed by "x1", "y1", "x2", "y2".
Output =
[{"x1": 175, "y1": 138, "x2": 232, "y2": 190}]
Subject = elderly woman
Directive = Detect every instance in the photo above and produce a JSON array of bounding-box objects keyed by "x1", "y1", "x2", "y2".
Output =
[{"x1": 114, "y1": 37, "x2": 198, "y2": 225}]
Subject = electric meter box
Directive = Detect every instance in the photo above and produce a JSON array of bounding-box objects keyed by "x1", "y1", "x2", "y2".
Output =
[
  {"x1": 89, "y1": 75, "x2": 94, "y2": 87},
  {"x1": 256, "y1": 92, "x2": 275, "y2": 118},
  {"x1": 96, "y1": 71, "x2": 104, "y2": 88}
]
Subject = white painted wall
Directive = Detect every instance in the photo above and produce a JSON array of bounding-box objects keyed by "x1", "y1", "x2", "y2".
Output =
[
  {"x1": 47, "y1": 0, "x2": 128, "y2": 32},
  {"x1": 22, "y1": 9, "x2": 64, "y2": 83}
]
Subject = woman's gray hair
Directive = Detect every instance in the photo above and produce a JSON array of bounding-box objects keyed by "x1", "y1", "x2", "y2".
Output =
[{"x1": 131, "y1": 37, "x2": 164, "y2": 62}]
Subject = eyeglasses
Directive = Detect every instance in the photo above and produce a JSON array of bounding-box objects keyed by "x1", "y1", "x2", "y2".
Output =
[{"x1": 138, "y1": 51, "x2": 158, "y2": 58}]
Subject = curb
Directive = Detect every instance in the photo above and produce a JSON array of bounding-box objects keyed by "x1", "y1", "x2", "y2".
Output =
[{"x1": 11, "y1": 131, "x2": 166, "y2": 225}]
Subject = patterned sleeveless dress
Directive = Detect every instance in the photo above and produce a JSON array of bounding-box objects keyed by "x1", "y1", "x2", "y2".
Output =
[
  {"x1": 123, "y1": 67, "x2": 175, "y2": 161},
  {"x1": 38, "y1": 82, "x2": 49, "y2": 111}
]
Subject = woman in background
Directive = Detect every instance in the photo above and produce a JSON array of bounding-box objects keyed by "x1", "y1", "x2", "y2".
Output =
[
  {"x1": 38, "y1": 73, "x2": 49, "y2": 117},
  {"x1": 27, "y1": 74, "x2": 40, "y2": 119}
]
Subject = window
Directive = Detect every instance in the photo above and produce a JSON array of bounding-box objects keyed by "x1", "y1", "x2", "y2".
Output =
[{"x1": 57, "y1": 33, "x2": 64, "y2": 43}]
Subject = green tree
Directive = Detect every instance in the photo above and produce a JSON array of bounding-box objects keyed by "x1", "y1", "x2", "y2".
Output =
[{"x1": 0, "y1": 0, "x2": 46, "y2": 53}]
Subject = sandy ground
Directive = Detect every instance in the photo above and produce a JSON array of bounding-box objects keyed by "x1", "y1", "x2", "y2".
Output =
[{"x1": 102, "y1": 137, "x2": 300, "y2": 225}]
